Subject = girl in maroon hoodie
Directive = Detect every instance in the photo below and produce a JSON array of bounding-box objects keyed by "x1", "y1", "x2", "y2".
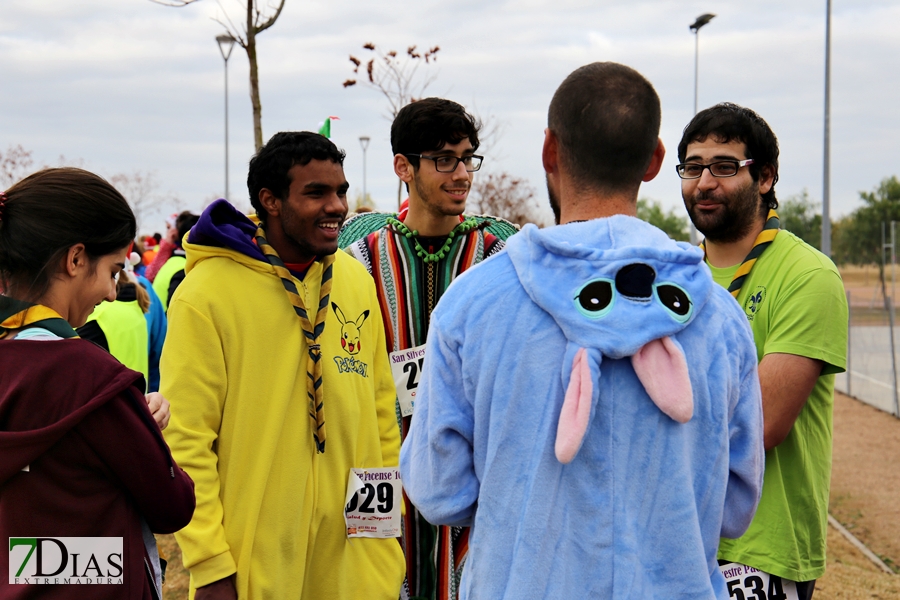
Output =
[{"x1": 0, "y1": 168, "x2": 195, "y2": 599}]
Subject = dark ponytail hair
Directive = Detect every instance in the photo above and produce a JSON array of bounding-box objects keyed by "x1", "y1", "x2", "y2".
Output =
[{"x1": 0, "y1": 168, "x2": 136, "y2": 300}]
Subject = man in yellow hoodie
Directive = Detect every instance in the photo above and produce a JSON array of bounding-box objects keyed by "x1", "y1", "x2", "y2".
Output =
[{"x1": 161, "y1": 132, "x2": 405, "y2": 599}]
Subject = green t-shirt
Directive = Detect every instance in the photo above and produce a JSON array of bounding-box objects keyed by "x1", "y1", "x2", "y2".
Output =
[{"x1": 712, "y1": 230, "x2": 848, "y2": 582}]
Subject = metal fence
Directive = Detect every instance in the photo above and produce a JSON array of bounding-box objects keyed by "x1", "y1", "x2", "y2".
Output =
[
  {"x1": 836, "y1": 310, "x2": 900, "y2": 416},
  {"x1": 835, "y1": 226, "x2": 900, "y2": 417}
]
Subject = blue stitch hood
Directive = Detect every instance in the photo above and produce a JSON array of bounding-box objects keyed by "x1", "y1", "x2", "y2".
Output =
[
  {"x1": 505, "y1": 216, "x2": 713, "y2": 358},
  {"x1": 505, "y1": 216, "x2": 716, "y2": 461}
]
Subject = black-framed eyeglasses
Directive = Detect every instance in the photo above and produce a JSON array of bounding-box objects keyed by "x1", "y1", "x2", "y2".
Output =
[
  {"x1": 406, "y1": 154, "x2": 484, "y2": 173},
  {"x1": 676, "y1": 159, "x2": 754, "y2": 180}
]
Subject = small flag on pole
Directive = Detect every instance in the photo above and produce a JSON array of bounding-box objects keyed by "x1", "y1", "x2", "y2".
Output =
[{"x1": 317, "y1": 116, "x2": 340, "y2": 138}]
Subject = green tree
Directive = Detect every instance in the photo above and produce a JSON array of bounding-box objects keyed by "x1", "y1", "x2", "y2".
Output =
[
  {"x1": 778, "y1": 189, "x2": 822, "y2": 250},
  {"x1": 636, "y1": 198, "x2": 689, "y2": 241},
  {"x1": 833, "y1": 176, "x2": 900, "y2": 267}
]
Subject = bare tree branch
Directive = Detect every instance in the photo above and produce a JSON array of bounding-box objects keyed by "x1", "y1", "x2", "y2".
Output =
[
  {"x1": 468, "y1": 108, "x2": 507, "y2": 162},
  {"x1": 148, "y1": 0, "x2": 203, "y2": 6},
  {"x1": 152, "y1": 0, "x2": 285, "y2": 151},
  {"x1": 344, "y1": 42, "x2": 440, "y2": 121},
  {"x1": 343, "y1": 42, "x2": 441, "y2": 205},
  {"x1": 213, "y1": 16, "x2": 246, "y2": 47},
  {"x1": 255, "y1": 0, "x2": 285, "y2": 34},
  {"x1": 469, "y1": 172, "x2": 549, "y2": 228},
  {"x1": 109, "y1": 171, "x2": 167, "y2": 234},
  {"x1": 214, "y1": 0, "x2": 247, "y2": 47},
  {"x1": 0, "y1": 145, "x2": 34, "y2": 189}
]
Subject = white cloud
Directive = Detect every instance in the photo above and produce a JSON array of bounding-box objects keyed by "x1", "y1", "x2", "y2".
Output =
[{"x1": 0, "y1": 0, "x2": 897, "y2": 227}]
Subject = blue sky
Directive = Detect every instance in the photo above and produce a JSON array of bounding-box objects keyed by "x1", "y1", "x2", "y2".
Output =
[{"x1": 1, "y1": 0, "x2": 897, "y2": 232}]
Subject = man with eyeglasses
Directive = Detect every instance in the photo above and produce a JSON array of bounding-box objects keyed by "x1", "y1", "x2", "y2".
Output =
[
  {"x1": 678, "y1": 102, "x2": 848, "y2": 600},
  {"x1": 342, "y1": 97, "x2": 516, "y2": 600}
]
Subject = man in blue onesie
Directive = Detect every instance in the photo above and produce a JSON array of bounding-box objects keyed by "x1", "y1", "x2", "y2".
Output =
[{"x1": 400, "y1": 62, "x2": 766, "y2": 599}]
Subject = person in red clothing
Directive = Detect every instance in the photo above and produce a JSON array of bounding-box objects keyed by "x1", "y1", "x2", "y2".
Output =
[{"x1": 0, "y1": 168, "x2": 195, "y2": 600}]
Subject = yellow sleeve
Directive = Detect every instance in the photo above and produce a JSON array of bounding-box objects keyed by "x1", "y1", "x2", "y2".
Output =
[
  {"x1": 161, "y1": 299, "x2": 237, "y2": 588},
  {"x1": 368, "y1": 291, "x2": 401, "y2": 469}
]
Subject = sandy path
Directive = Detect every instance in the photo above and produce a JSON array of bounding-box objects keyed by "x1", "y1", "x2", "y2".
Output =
[
  {"x1": 817, "y1": 392, "x2": 900, "y2": 597},
  {"x1": 829, "y1": 392, "x2": 900, "y2": 568}
]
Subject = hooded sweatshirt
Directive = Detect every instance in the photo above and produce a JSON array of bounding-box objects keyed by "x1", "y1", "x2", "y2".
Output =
[
  {"x1": 160, "y1": 200, "x2": 405, "y2": 599},
  {"x1": 400, "y1": 217, "x2": 765, "y2": 600},
  {"x1": 0, "y1": 302, "x2": 195, "y2": 600}
]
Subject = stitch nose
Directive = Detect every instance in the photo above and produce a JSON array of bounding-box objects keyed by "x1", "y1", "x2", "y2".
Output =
[{"x1": 615, "y1": 263, "x2": 655, "y2": 299}]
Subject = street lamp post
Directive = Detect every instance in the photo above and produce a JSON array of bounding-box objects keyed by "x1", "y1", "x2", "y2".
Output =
[
  {"x1": 688, "y1": 13, "x2": 716, "y2": 244},
  {"x1": 216, "y1": 34, "x2": 236, "y2": 202},
  {"x1": 822, "y1": 0, "x2": 832, "y2": 256},
  {"x1": 359, "y1": 136, "x2": 370, "y2": 207},
  {"x1": 690, "y1": 14, "x2": 715, "y2": 116}
]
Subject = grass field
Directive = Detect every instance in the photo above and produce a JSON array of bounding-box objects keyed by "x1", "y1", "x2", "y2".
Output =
[{"x1": 817, "y1": 526, "x2": 900, "y2": 599}]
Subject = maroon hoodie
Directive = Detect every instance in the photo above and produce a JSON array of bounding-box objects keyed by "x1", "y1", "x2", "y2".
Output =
[{"x1": 0, "y1": 339, "x2": 195, "y2": 599}]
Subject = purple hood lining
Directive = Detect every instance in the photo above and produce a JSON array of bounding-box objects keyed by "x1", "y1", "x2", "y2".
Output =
[{"x1": 188, "y1": 199, "x2": 266, "y2": 263}]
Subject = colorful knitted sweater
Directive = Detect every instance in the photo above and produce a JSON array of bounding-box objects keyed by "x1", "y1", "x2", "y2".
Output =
[{"x1": 342, "y1": 212, "x2": 516, "y2": 600}]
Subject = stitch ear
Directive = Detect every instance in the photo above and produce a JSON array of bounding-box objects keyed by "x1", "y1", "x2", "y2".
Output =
[
  {"x1": 331, "y1": 302, "x2": 347, "y2": 325},
  {"x1": 555, "y1": 346, "x2": 600, "y2": 464},
  {"x1": 631, "y1": 336, "x2": 693, "y2": 423},
  {"x1": 355, "y1": 310, "x2": 370, "y2": 328}
]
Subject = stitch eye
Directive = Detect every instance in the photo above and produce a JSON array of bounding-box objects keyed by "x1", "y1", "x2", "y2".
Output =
[
  {"x1": 656, "y1": 283, "x2": 692, "y2": 322},
  {"x1": 574, "y1": 279, "x2": 614, "y2": 319}
]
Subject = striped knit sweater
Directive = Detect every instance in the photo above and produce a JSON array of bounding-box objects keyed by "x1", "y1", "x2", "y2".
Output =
[{"x1": 344, "y1": 219, "x2": 507, "y2": 600}]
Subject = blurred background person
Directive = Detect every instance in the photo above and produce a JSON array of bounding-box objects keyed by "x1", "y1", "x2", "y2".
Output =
[
  {"x1": 78, "y1": 253, "x2": 151, "y2": 388},
  {"x1": 150, "y1": 211, "x2": 200, "y2": 312}
]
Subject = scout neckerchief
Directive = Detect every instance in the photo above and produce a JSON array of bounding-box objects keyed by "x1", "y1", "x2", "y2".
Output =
[
  {"x1": 0, "y1": 296, "x2": 79, "y2": 340},
  {"x1": 701, "y1": 209, "x2": 780, "y2": 299},
  {"x1": 255, "y1": 225, "x2": 335, "y2": 454}
]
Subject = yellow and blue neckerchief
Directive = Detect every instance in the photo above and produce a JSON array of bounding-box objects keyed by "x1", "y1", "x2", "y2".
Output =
[
  {"x1": 0, "y1": 296, "x2": 78, "y2": 340},
  {"x1": 700, "y1": 209, "x2": 780, "y2": 299}
]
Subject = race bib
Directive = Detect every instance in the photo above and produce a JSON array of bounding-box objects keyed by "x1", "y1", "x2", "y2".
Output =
[
  {"x1": 344, "y1": 468, "x2": 402, "y2": 539},
  {"x1": 389, "y1": 344, "x2": 426, "y2": 417},
  {"x1": 719, "y1": 562, "x2": 799, "y2": 600}
]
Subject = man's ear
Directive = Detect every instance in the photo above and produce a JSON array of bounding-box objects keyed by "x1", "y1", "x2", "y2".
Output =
[
  {"x1": 642, "y1": 138, "x2": 666, "y2": 182},
  {"x1": 258, "y1": 188, "x2": 281, "y2": 220},
  {"x1": 758, "y1": 164, "x2": 776, "y2": 195},
  {"x1": 542, "y1": 128, "x2": 559, "y2": 175},
  {"x1": 394, "y1": 154, "x2": 415, "y2": 184}
]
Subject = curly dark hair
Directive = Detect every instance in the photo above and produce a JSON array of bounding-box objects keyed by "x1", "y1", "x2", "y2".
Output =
[
  {"x1": 390, "y1": 98, "x2": 480, "y2": 170},
  {"x1": 247, "y1": 132, "x2": 346, "y2": 222},
  {"x1": 678, "y1": 102, "x2": 780, "y2": 210}
]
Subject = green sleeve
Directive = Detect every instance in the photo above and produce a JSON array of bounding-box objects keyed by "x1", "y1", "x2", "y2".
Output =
[{"x1": 763, "y1": 267, "x2": 848, "y2": 375}]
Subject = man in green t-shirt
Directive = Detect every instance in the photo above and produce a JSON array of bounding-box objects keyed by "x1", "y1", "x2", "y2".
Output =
[{"x1": 677, "y1": 103, "x2": 848, "y2": 600}]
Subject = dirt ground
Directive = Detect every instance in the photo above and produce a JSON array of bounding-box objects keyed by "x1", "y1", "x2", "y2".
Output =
[
  {"x1": 817, "y1": 392, "x2": 900, "y2": 598},
  {"x1": 158, "y1": 391, "x2": 899, "y2": 599},
  {"x1": 841, "y1": 264, "x2": 891, "y2": 304}
]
